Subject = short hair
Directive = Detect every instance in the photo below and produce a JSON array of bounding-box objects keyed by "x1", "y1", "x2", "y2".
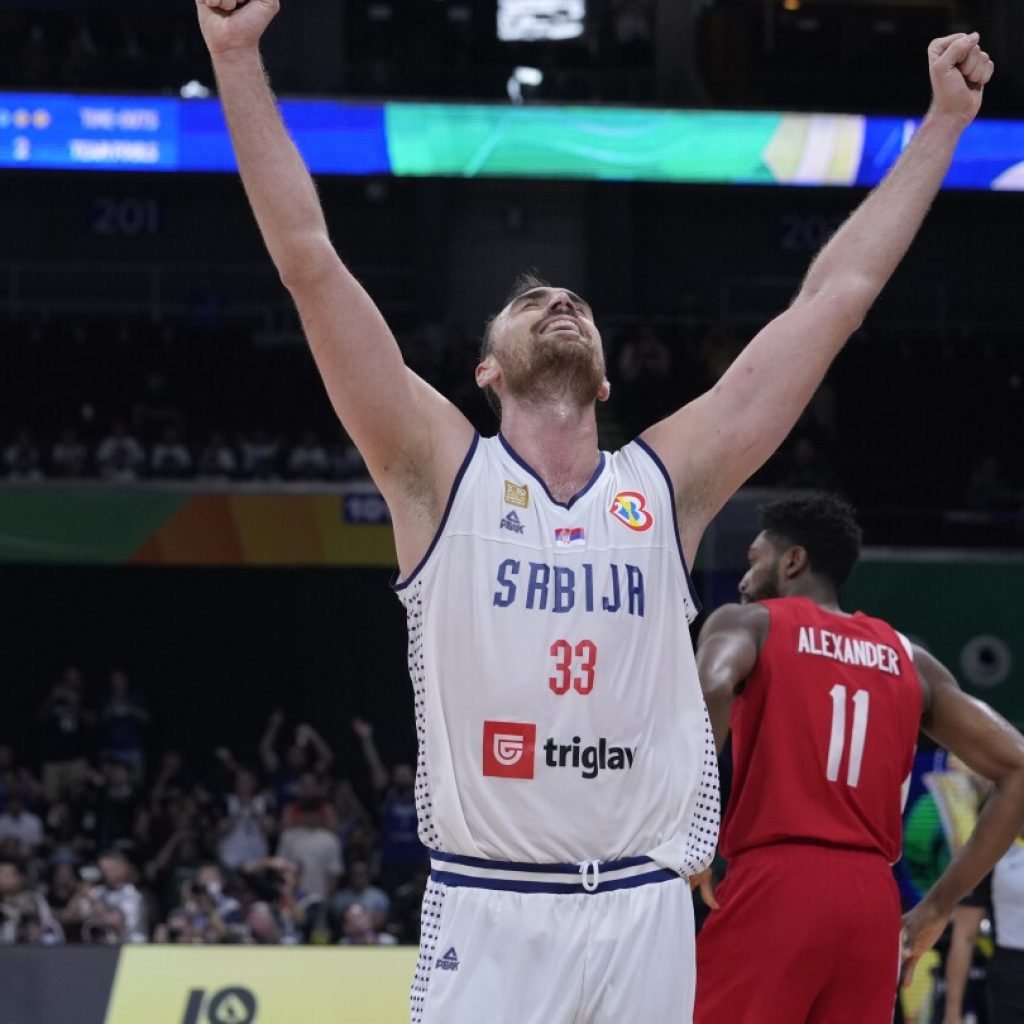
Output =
[
  {"x1": 759, "y1": 492, "x2": 863, "y2": 590},
  {"x1": 0, "y1": 854, "x2": 26, "y2": 874},
  {"x1": 478, "y1": 271, "x2": 552, "y2": 419}
]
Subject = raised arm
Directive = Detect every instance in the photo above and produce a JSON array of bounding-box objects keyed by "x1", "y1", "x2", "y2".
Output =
[
  {"x1": 695, "y1": 603, "x2": 767, "y2": 752},
  {"x1": 351, "y1": 718, "x2": 390, "y2": 793},
  {"x1": 259, "y1": 709, "x2": 283, "y2": 775},
  {"x1": 195, "y1": 1, "x2": 474, "y2": 574},
  {"x1": 642, "y1": 33, "x2": 993, "y2": 564},
  {"x1": 901, "y1": 646, "x2": 1024, "y2": 983}
]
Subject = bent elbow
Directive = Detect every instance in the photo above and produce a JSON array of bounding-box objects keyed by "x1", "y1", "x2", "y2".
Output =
[
  {"x1": 275, "y1": 233, "x2": 339, "y2": 294},
  {"x1": 797, "y1": 274, "x2": 875, "y2": 333}
]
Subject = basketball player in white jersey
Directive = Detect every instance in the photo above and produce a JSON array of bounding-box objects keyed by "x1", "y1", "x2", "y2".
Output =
[{"x1": 195, "y1": 4, "x2": 993, "y2": 1019}]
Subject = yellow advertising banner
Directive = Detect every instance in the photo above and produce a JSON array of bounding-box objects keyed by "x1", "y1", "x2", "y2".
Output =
[{"x1": 105, "y1": 947, "x2": 418, "y2": 1024}]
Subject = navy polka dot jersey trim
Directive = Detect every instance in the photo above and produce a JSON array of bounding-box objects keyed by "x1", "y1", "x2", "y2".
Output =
[
  {"x1": 681, "y1": 705, "x2": 720, "y2": 875},
  {"x1": 409, "y1": 878, "x2": 447, "y2": 1023},
  {"x1": 400, "y1": 578, "x2": 441, "y2": 850}
]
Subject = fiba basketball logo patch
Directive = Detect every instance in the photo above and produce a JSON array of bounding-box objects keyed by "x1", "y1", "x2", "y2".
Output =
[
  {"x1": 609, "y1": 491, "x2": 654, "y2": 532},
  {"x1": 482, "y1": 720, "x2": 536, "y2": 778}
]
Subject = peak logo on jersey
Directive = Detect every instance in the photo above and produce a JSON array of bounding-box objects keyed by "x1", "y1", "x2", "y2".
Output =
[
  {"x1": 482, "y1": 720, "x2": 536, "y2": 778},
  {"x1": 554, "y1": 527, "x2": 586, "y2": 547},
  {"x1": 504, "y1": 480, "x2": 530, "y2": 508},
  {"x1": 435, "y1": 947, "x2": 460, "y2": 972},
  {"x1": 609, "y1": 491, "x2": 654, "y2": 532},
  {"x1": 544, "y1": 736, "x2": 636, "y2": 779},
  {"x1": 500, "y1": 510, "x2": 526, "y2": 534}
]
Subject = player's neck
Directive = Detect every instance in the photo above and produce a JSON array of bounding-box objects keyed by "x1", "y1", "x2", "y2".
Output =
[
  {"x1": 787, "y1": 581, "x2": 845, "y2": 615},
  {"x1": 499, "y1": 403, "x2": 601, "y2": 502}
]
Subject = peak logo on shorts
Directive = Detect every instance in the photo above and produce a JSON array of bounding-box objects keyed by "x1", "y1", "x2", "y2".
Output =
[
  {"x1": 435, "y1": 947, "x2": 460, "y2": 972},
  {"x1": 609, "y1": 491, "x2": 654, "y2": 532},
  {"x1": 482, "y1": 720, "x2": 536, "y2": 779},
  {"x1": 482, "y1": 722, "x2": 636, "y2": 781}
]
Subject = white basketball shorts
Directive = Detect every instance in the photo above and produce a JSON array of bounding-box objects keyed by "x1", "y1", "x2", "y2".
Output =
[{"x1": 410, "y1": 852, "x2": 696, "y2": 1024}]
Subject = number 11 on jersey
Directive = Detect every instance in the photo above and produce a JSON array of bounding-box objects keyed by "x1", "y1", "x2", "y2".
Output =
[{"x1": 826, "y1": 684, "x2": 870, "y2": 787}]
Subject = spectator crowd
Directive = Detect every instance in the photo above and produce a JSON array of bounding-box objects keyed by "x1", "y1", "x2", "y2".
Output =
[{"x1": 0, "y1": 669, "x2": 428, "y2": 948}]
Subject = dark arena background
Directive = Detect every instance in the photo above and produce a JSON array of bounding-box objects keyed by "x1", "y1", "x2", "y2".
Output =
[{"x1": 0, "y1": 1, "x2": 1022, "y2": 1022}]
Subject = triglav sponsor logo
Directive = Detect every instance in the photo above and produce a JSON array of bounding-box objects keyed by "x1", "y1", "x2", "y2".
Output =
[
  {"x1": 482, "y1": 722, "x2": 636, "y2": 781},
  {"x1": 482, "y1": 720, "x2": 536, "y2": 778}
]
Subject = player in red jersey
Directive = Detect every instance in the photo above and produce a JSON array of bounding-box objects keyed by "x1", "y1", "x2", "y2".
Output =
[{"x1": 693, "y1": 493, "x2": 1024, "y2": 1024}]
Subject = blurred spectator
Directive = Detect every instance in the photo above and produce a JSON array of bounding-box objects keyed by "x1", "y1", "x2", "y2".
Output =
[
  {"x1": 20, "y1": 23, "x2": 54, "y2": 87},
  {"x1": 276, "y1": 792, "x2": 343, "y2": 903},
  {"x1": 3, "y1": 428, "x2": 44, "y2": 480},
  {"x1": 0, "y1": 792, "x2": 44, "y2": 856},
  {"x1": 60, "y1": 15, "x2": 101, "y2": 88},
  {"x1": 150, "y1": 426, "x2": 193, "y2": 479},
  {"x1": 776, "y1": 434, "x2": 835, "y2": 491},
  {"x1": 214, "y1": 765, "x2": 276, "y2": 871},
  {"x1": 332, "y1": 779, "x2": 376, "y2": 866},
  {"x1": 44, "y1": 805, "x2": 92, "y2": 876},
  {"x1": 338, "y1": 903, "x2": 397, "y2": 946},
  {"x1": 331, "y1": 859, "x2": 390, "y2": 931},
  {"x1": 196, "y1": 431, "x2": 239, "y2": 480},
  {"x1": 95, "y1": 422, "x2": 146, "y2": 481},
  {"x1": 390, "y1": 866, "x2": 430, "y2": 944},
  {"x1": 964, "y1": 453, "x2": 1019, "y2": 513},
  {"x1": 328, "y1": 432, "x2": 368, "y2": 481},
  {"x1": 260, "y1": 712, "x2": 334, "y2": 810},
  {"x1": 129, "y1": 366, "x2": 178, "y2": 443},
  {"x1": 611, "y1": 0, "x2": 654, "y2": 65},
  {"x1": 239, "y1": 857, "x2": 303, "y2": 945},
  {"x1": 149, "y1": 750, "x2": 192, "y2": 807},
  {"x1": 50, "y1": 427, "x2": 90, "y2": 478},
  {"x1": 352, "y1": 718, "x2": 427, "y2": 892},
  {"x1": 0, "y1": 855, "x2": 64, "y2": 946},
  {"x1": 38, "y1": 667, "x2": 92, "y2": 803},
  {"x1": 46, "y1": 862, "x2": 85, "y2": 942},
  {"x1": 281, "y1": 771, "x2": 336, "y2": 831},
  {"x1": 98, "y1": 669, "x2": 149, "y2": 778},
  {"x1": 154, "y1": 862, "x2": 247, "y2": 944},
  {"x1": 286, "y1": 431, "x2": 330, "y2": 480},
  {"x1": 239, "y1": 430, "x2": 280, "y2": 480},
  {"x1": 0, "y1": 745, "x2": 43, "y2": 813},
  {"x1": 88, "y1": 758, "x2": 143, "y2": 852},
  {"x1": 75, "y1": 850, "x2": 148, "y2": 944},
  {"x1": 614, "y1": 326, "x2": 672, "y2": 438}
]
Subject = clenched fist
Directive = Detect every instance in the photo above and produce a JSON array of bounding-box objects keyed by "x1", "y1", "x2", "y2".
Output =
[
  {"x1": 928, "y1": 32, "x2": 994, "y2": 128},
  {"x1": 196, "y1": 0, "x2": 280, "y2": 56}
]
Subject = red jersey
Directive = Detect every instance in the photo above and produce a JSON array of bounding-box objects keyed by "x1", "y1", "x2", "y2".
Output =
[{"x1": 719, "y1": 597, "x2": 922, "y2": 863}]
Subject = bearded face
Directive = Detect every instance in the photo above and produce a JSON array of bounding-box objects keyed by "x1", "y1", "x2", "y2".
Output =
[
  {"x1": 738, "y1": 532, "x2": 784, "y2": 603},
  {"x1": 486, "y1": 288, "x2": 607, "y2": 410}
]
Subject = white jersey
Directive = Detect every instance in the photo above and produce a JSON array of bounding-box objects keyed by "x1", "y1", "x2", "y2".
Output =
[
  {"x1": 993, "y1": 840, "x2": 1024, "y2": 950},
  {"x1": 394, "y1": 434, "x2": 718, "y2": 875}
]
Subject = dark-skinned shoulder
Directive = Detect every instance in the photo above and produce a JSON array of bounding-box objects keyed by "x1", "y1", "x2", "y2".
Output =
[
  {"x1": 911, "y1": 644, "x2": 944, "y2": 717},
  {"x1": 698, "y1": 601, "x2": 771, "y2": 651}
]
